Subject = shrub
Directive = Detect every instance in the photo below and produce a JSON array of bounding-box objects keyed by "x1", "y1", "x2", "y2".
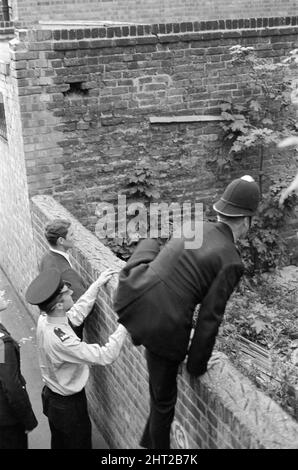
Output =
[{"x1": 237, "y1": 180, "x2": 297, "y2": 276}]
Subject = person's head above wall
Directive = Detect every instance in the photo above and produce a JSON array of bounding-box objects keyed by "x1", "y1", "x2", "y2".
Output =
[{"x1": 44, "y1": 218, "x2": 74, "y2": 250}]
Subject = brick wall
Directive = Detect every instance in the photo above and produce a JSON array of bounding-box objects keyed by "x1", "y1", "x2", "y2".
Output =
[
  {"x1": 9, "y1": 0, "x2": 298, "y2": 24},
  {"x1": 9, "y1": 19, "x2": 298, "y2": 234},
  {"x1": 0, "y1": 49, "x2": 38, "y2": 300},
  {"x1": 30, "y1": 195, "x2": 298, "y2": 449},
  {"x1": 0, "y1": 20, "x2": 15, "y2": 36}
]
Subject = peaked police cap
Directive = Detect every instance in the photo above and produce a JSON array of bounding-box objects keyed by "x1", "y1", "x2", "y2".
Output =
[
  {"x1": 26, "y1": 268, "x2": 64, "y2": 306},
  {"x1": 213, "y1": 175, "x2": 260, "y2": 217}
]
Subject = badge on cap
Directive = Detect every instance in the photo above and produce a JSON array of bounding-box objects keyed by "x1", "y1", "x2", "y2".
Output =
[{"x1": 54, "y1": 327, "x2": 70, "y2": 342}]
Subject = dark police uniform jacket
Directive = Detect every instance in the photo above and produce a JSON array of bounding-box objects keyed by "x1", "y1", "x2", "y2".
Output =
[
  {"x1": 114, "y1": 222, "x2": 244, "y2": 377},
  {"x1": 0, "y1": 323, "x2": 38, "y2": 430}
]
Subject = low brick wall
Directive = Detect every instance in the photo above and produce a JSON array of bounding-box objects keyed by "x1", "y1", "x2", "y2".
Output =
[{"x1": 31, "y1": 194, "x2": 298, "y2": 449}]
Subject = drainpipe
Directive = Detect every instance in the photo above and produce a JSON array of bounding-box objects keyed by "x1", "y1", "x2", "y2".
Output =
[{"x1": 2, "y1": 0, "x2": 10, "y2": 21}]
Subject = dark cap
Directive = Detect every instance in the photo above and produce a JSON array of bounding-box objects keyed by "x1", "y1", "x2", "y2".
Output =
[
  {"x1": 26, "y1": 269, "x2": 64, "y2": 307},
  {"x1": 44, "y1": 219, "x2": 71, "y2": 245},
  {"x1": 213, "y1": 175, "x2": 260, "y2": 217}
]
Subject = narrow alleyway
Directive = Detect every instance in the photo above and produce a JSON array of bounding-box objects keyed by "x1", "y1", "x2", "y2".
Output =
[{"x1": 0, "y1": 267, "x2": 108, "y2": 449}]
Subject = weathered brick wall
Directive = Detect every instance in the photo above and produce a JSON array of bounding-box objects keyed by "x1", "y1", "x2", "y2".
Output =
[
  {"x1": 9, "y1": 0, "x2": 298, "y2": 24},
  {"x1": 10, "y1": 19, "x2": 298, "y2": 234},
  {"x1": 30, "y1": 195, "x2": 298, "y2": 449},
  {"x1": 0, "y1": 47, "x2": 38, "y2": 300}
]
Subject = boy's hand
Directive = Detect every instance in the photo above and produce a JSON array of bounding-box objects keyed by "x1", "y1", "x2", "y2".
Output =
[{"x1": 95, "y1": 269, "x2": 118, "y2": 287}]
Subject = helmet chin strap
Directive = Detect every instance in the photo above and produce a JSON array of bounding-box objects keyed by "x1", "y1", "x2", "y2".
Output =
[{"x1": 217, "y1": 215, "x2": 250, "y2": 242}]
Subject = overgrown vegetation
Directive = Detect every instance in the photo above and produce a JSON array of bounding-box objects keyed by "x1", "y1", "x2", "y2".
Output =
[
  {"x1": 104, "y1": 162, "x2": 160, "y2": 260},
  {"x1": 219, "y1": 45, "x2": 298, "y2": 195},
  {"x1": 237, "y1": 180, "x2": 298, "y2": 276},
  {"x1": 215, "y1": 46, "x2": 298, "y2": 420},
  {"x1": 217, "y1": 278, "x2": 298, "y2": 419},
  {"x1": 125, "y1": 163, "x2": 160, "y2": 201},
  {"x1": 217, "y1": 46, "x2": 298, "y2": 276}
]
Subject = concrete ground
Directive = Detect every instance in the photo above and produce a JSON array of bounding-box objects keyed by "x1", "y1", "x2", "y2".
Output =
[{"x1": 0, "y1": 267, "x2": 108, "y2": 449}]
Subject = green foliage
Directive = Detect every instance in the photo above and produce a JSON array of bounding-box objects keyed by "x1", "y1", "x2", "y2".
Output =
[
  {"x1": 218, "y1": 47, "x2": 298, "y2": 275},
  {"x1": 219, "y1": 45, "x2": 297, "y2": 193},
  {"x1": 237, "y1": 180, "x2": 298, "y2": 276},
  {"x1": 217, "y1": 279, "x2": 298, "y2": 419},
  {"x1": 105, "y1": 162, "x2": 160, "y2": 260},
  {"x1": 220, "y1": 101, "x2": 283, "y2": 156},
  {"x1": 221, "y1": 282, "x2": 297, "y2": 350},
  {"x1": 125, "y1": 163, "x2": 160, "y2": 201}
]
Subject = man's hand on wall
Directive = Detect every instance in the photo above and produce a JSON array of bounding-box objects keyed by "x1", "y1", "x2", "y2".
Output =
[{"x1": 207, "y1": 350, "x2": 225, "y2": 371}]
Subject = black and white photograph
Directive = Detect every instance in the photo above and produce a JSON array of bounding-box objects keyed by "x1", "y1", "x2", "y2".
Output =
[{"x1": 0, "y1": 0, "x2": 298, "y2": 457}]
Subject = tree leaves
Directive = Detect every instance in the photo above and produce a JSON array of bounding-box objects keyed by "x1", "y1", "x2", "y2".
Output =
[
  {"x1": 252, "y1": 319, "x2": 267, "y2": 335},
  {"x1": 219, "y1": 44, "x2": 297, "y2": 174},
  {"x1": 249, "y1": 99, "x2": 262, "y2": 112}
]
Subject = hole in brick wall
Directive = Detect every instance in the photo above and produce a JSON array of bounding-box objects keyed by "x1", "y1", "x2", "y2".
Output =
[
  {"x1": 0, "y1": 92, "x2": 7, "y2": 141},
  {"x1": 63, "y1": 82, "x2": 89, "y2": 96}
]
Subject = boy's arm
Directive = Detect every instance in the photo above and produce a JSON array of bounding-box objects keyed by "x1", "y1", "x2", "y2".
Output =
[{"x1": 67, "y1": 269, "x2": 117, "y2": 326}]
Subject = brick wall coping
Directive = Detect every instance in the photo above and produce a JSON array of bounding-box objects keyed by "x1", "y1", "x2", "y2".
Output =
[
  {"x1": 30, "y1": 16, "x2": 298, "y2": 32},
  {"x1": 31, "y1": 195, "x2": 298, "y2": 449},
  {"x1": 38, "y1": 20, "x2": 141, "y2": 27},
  {"x1": 194, "y1": 356, "x2": 298, "y2": 449},
  {"x1": 13, "y1": 16, "x2": 298, "y2": 45}
]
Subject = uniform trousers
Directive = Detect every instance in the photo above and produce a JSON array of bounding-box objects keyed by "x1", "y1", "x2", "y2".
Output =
[
  {"x1": 0, "y1": 424, "x2": 28, "y2": 449},
  {"x1": 42, "y1": 385, "x2": 92, "y2": 449},
  {"x1": 140, "y1": 349, "x2": 180, "y2": 449}
]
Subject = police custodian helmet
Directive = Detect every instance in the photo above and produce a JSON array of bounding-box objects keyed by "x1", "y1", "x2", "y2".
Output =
[{"x1": 213, "y1": 175, "x2": 260, "y2": 217}]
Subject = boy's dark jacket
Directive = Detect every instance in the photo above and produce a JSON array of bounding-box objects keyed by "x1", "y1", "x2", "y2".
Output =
[
  {"x1": 0, "y1": 324, "x2": 38, "y2": 430},
  {"x1": 114, "y1": 222, "x2": 244, "y2": 376}
]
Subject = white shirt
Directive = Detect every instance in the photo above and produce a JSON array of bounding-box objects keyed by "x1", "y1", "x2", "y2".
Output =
[
  {"x1": 36, "y1": 282, "x2": 127, "y2": 396},
  {"x1": 49, "y1": 248, "x2": 73, "y2": 268}
]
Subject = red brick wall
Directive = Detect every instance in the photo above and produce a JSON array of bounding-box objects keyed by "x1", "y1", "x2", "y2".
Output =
[
  {"x1": 9, "y1": 0, "x2": 298, "y2": 24},
  {"x1": 30, "y1": 195, "x2": 298, "y2": 449},
  {"x1": 11, "y1": 19, "x2": 298, "y2": 233}
]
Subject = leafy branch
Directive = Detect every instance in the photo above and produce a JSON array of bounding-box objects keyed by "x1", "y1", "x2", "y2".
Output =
[{"x1": 220, "y1": 45, "x2": 297, "y2": 196}]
